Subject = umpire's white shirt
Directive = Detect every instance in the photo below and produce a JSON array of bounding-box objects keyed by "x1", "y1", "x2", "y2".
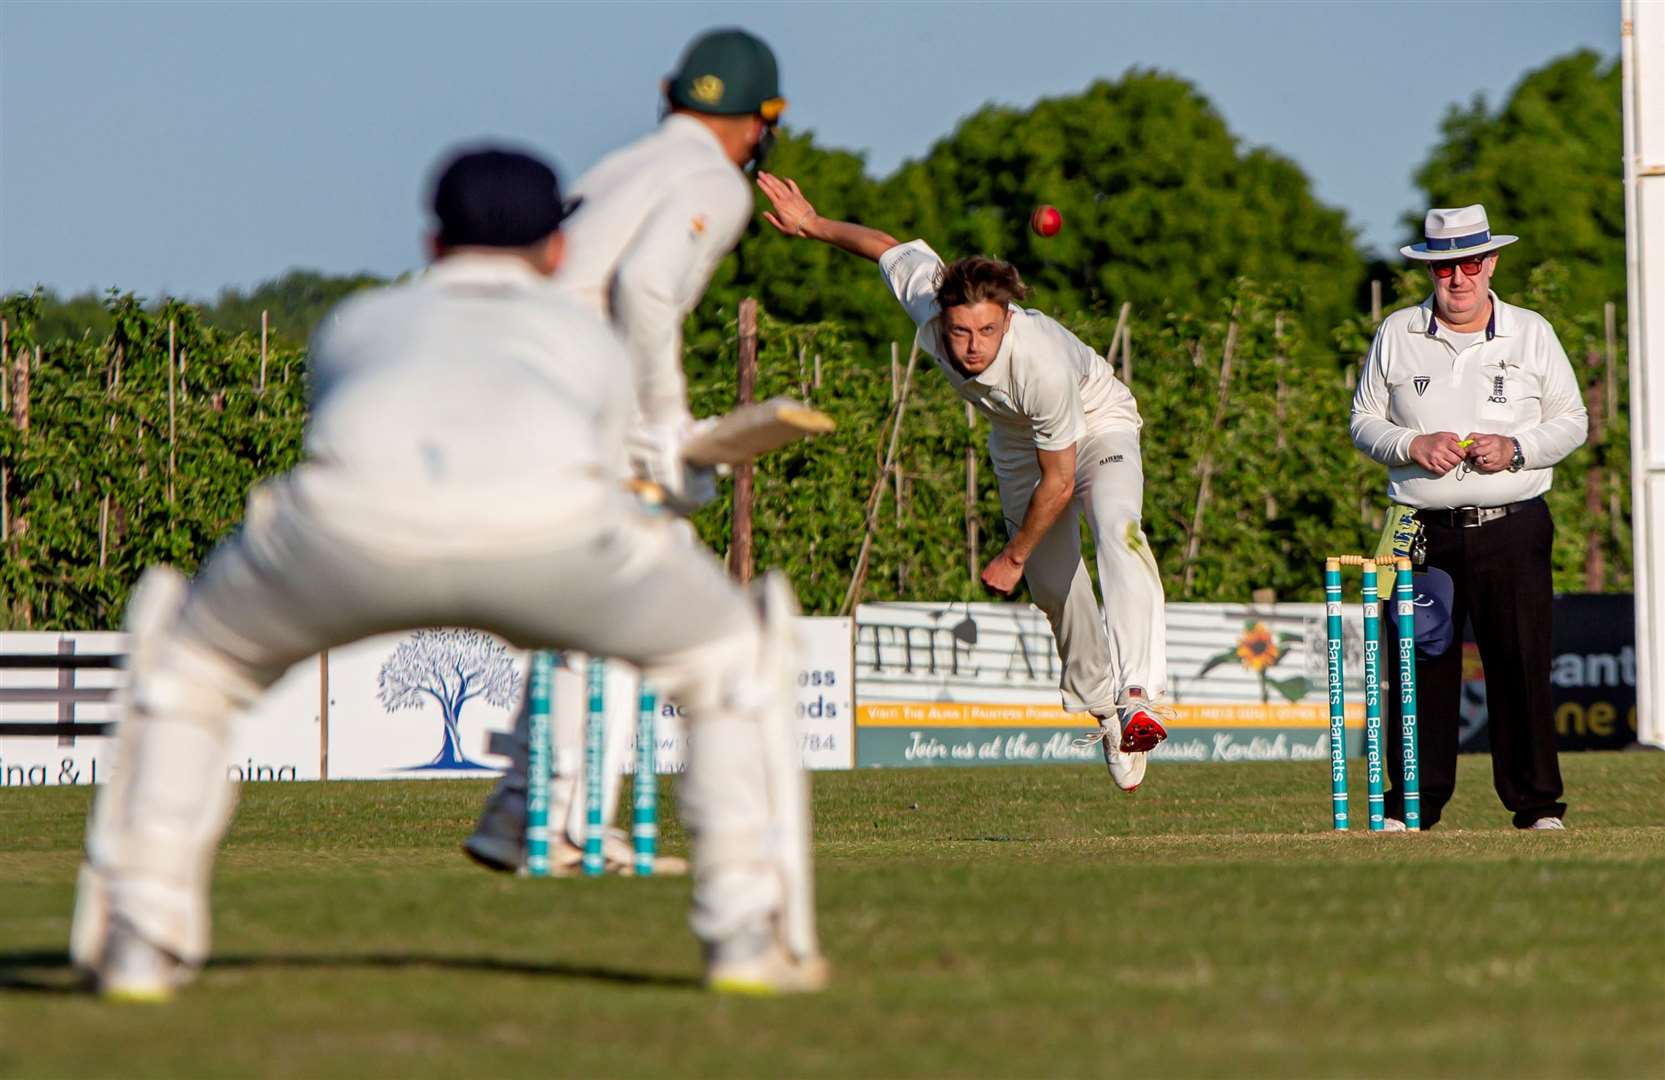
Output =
[
  {"x1": 879, "y1": 239, "x2": 1140, "y2": 449},
  {"x1": 556, "y1": 114, "x2": 752, "y2": 429},
  {"x1": 1350, "y1": 293, "x2": 1588, "y2": 509},
  {"x1": 302, "y1": 255, "x2": 632, "y2": 538}
]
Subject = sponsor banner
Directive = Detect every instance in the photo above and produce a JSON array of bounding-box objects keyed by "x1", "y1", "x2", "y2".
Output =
[
  {"x1": 2, "y1": 617, "x2": 853, "y2": 784},
  {"x1": 854, "y1": 700, "x2": 1365, "y2": 767},
  {"x1": 1550, "y1": 595, "x2": 1639, "y2": 750},
  {"x1": 1455, "y1": 594, "x2": 1640, "y2": 752},
  {"x1": 332, "y1": 617, "x2": 853, "y2": 779},
  {"x1": 0, "y1": 631, "x2": 322, "y2": 786},
  {"x1": 853, "y1": 596, "x2": 1641, "y2": 766},
  {"x1": 854, "y1": 599, "x2": 1403, "y2": 768},
  {"x1": 856, "y1": 725, "x2": 1337, "y2": 768}
]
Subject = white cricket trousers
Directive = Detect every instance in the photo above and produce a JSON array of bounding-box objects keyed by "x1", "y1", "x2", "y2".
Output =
[
  {"x1": 77, "y1": 467, "x2": 797, "y2": 964},
  {"x1": 990, "y1": 423, "x2": 1168, "y2": 714}
]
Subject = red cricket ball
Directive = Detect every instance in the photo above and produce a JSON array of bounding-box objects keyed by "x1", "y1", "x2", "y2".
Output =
[{"x1": 1029, "y1": 205, "x2": 1063, "y2": 238}]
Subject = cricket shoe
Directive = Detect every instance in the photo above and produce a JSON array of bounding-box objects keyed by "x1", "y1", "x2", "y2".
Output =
[
  {"x1": 1528, "y1": 817, "x2": 1566, "y2": 831},
  {"x1": 462, "y1": 782, "x2": 529, "y2": 873},
  {"x1": 1073, "y1": 718, "x2": 1147, "y2": 791},
  {"x1": 704, "y1": 920, "x2": 829, "y2": 996},
  {"x1": 94, "y1": 917, "x2": 189, "y2": 1004},
  {"x1": 1116, "y1": 687, "x2": 1171, "y2": 754}
]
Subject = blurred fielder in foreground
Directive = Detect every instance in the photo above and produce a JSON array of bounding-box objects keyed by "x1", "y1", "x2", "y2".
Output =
[
  {"x1": 465, "y1": 27, "x2": 795, "y2": 877},
  {"x1": 757, "y1": 173, "x2": 1171, "y2": 791},
  {"x1": 71, "y1": 147, "x2": 825, "y2": 1001}
]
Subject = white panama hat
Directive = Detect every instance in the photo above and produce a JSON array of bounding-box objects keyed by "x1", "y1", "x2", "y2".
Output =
[{"x1": 1400, "y1": 204, "x2": 1518, "y2": 261}]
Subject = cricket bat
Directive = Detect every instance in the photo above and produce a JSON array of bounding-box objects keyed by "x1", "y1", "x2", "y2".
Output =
[{"x1": 681, "y1": 396, "x2": 836, "y2": 468}]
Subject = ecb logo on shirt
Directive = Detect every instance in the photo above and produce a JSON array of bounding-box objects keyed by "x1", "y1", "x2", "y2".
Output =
[
  {"x1": 1488, "y1": 374, "x2": 1508, "y2": 405},
  {"x1": 1413, "y1": 376, "x2": 1430, "y2": 397}
]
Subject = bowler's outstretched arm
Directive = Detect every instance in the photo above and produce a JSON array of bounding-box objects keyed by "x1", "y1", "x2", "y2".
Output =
[{"x1": 757, "y1": 172, "x2": 898, "y2": 262}]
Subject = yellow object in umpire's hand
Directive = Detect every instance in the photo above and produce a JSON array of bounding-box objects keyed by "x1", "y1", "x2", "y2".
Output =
[{"x1": 1457, "y1": 439, "x2": 1475, "y2": 449}]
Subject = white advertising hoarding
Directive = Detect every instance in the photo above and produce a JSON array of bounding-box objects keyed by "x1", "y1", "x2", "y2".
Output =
[{"x1": 0, "y1": 617, "x2": 853, "y2": 785}]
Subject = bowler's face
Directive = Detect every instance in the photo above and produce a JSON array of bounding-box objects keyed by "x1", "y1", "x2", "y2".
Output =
[{"x1": 941, "y1": 302, "x2": 1011, "y2": 374}]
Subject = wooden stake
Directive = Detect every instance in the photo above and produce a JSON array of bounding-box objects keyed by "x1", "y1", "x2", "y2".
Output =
[
  {"x1": 260, "y1": 309, "x2": 269, "y2": 393},
  {"x1": 728, "y1": 299, "x2": 758, "y2": 583},
  {"x1": 1604, "y1": 301, "x2": 1618, "y2": 426},
  {"x1": 1105, "y1": 301, "x2": 1131, "y2": 367},
  {"x1": 1268, "y1": 313, "x2": 1286, "y2": 522},
  {"x1": 167, "y1": 320, "x2": 177, "y2": 504},
  {"x1": 813, "y1": 352, "x2": 822, "y2": 391},
  {"x1": 891, "y1": 341, "x2": 900, "y2": 404},
  {"x1": 965, "y1": 401, "x2": 979, "y2": 580},
  {"x1": 1120, "y1": 320, "x2": 1132, "y2": 386},
  {"x1": 0, "y1": 317, "x2": 8, "y2": 411},
  {"x1": 1182, "y1": 313, "x2": 1239, "y2": 596},
  {"x1": 1371, "y1": 280, "x2": 1383, "y2": 323},
  {"x1": 98, "y1": 493, "x2": 110, "y2": 569},
  {"x1": 1585, "y1": 346, "x2": 1608, "y2": 591},
  {"x1": 15, "y1": 341, "x2": 30, "y2": 434},
  {"x1": 319, "y1": 651, "x2": 330, "y2": 781},
  {"x1": 842, "y1": 340, "x2": 921, "y2": 616},
  {"x1": 797, "y1": 344, "x2": 809, "y2": 401}
]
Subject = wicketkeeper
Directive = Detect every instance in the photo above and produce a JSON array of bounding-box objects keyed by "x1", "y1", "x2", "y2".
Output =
[
  {"x1": 71, "y1": 147, "x2": 825, "y2": 1001},
  {"x1": 757, "y1": 174, "x2": 1171, "y2": 789}
]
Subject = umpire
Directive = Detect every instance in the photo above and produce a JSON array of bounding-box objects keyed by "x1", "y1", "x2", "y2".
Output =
[{"x1": 1351, "y1": 205, "x2": 1588, "y2": 830}]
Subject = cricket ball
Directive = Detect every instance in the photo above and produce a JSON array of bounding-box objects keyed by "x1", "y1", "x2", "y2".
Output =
[{"x1": 1029, "y1": 205, "x2": 1063, "y2": 238}]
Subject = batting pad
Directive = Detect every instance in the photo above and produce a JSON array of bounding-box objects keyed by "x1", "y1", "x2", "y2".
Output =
[{"x1": 683, "y1": 397, "x2": 835, "y2": 468}]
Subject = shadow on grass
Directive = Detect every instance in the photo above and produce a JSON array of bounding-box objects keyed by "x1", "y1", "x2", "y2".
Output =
[{"x1": 0, "y1": 948, "x2": 700, "y2": 995}]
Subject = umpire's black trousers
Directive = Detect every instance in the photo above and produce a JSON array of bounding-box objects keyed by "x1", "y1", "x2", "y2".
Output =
[{"x1": 1383, "y1": 497, "x2": 1566, "y2": 828}]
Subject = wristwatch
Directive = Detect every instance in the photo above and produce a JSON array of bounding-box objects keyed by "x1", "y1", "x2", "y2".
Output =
[{"x1": 1508, "y1": 438, "x2": 1525, "y2": 473}]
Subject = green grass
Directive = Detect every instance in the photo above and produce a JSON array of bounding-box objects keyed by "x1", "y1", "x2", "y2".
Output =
[{"x1": 3, "y1": 753, "x2": 1663, "y2": 1078}]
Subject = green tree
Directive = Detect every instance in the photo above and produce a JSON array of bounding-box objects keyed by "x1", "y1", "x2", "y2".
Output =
[
  {"x1": 1410, "y1": 49, "x2": 1623, "y2": 314},
  {"x1": 203, "y1": 269, "x2": 387, "y2": 344},
  {"x1": 877, "y1": 71, "x2": 1366, "y2": 336}
]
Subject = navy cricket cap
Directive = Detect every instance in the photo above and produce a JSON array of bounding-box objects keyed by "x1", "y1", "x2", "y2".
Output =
[
  {"x1": 430, "y1": 146, "x2": 581, "y2": 248},
  {"x1": 1413, "y1": 568, "x2": 1456, "y2": 659}
]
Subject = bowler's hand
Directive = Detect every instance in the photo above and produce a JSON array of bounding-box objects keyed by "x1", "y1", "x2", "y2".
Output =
[
  {"x1": 1409, "y1": 432, "x2": 1466, "y2": 476},
  {"x1": 980, "y1": 550, "x2": 1026, "y2": 595},
  {"x1": 757, "y1": 173, "x2": 818, "y2": 237},
  {"x1": 1463, "y1": 432, "x2": 1515, "y2": 474}
]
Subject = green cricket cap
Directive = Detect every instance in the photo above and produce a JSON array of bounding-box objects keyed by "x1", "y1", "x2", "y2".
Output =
[{"x1": 666, "y1": 28, "x2": 785, "y2": 120}]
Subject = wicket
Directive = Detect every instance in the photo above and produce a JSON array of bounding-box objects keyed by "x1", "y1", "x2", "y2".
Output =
[
  {"x1": 525, "y1": 651, "x2": 660, "y2": 877},
  {"x1": 1324, "y1": 555, "x2": 1421, "y2": 832}
]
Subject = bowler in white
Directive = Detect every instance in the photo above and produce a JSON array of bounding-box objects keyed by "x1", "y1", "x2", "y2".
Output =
[{"x1": 756, "y1": 172, "x2": 1171, "y2": 791}]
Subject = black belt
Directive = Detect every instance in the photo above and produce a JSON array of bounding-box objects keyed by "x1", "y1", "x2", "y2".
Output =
[{"x1": 1417, "y1": 497, "x2": 1541, "y2": 529}]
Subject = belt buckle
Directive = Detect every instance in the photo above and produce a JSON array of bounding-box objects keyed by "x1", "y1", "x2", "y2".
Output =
[{"x1": 1456, "y1": 507, "x2": 1484, "y2": 529}]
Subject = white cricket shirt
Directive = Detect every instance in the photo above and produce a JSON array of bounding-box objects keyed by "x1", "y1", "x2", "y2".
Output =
[
  {"x1": 557, "y1": 114, "x2": 753, "y2": 429},
  {"x1": 879, "y1": 239, "x2": 1140, "y2": 450},
  {"x1": 303, "y1": 255, "x2": 633, "y2": 527},
  {"x1": 1350, "y1": 293, "x2": 1588, "y2": 509}
]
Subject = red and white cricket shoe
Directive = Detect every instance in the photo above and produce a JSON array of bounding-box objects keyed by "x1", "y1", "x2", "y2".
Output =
[{"x1": 1117, "y1": 688, "x2": 1170, "y2": 754}]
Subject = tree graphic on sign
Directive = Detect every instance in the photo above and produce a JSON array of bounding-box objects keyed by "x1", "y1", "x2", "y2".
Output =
[{"x1": 377, "y1": 629, "x2": 520, "y2": 770}]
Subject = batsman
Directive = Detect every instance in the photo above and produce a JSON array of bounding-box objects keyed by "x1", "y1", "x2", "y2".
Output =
[
  {"x1": 464, "y1": 28, "x2": 807, "y2": 876},
  {"x1": 70, "y1": 147, "x2": 825, "y2": 1000},
  {"x1": 758, "y1": 174, "x2": 1172, "y2": 789}
]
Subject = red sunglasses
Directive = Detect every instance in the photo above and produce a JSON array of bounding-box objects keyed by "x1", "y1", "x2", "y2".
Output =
[{"x1": 1430, "y1": 257, "x2": 1487, "y2": 279}]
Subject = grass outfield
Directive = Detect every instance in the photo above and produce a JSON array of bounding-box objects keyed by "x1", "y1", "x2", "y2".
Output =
[{"x1": 2, "y1": 753, "x2": 1663, "y2": 1078}]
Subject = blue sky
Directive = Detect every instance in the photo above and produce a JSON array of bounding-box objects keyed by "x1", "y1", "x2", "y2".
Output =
[{"x1": 0, "y1": 0, "x2": 1618, "y2": 299}]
